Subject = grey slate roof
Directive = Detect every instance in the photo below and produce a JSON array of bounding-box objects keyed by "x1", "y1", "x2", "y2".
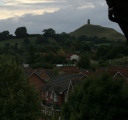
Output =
[{"x1": 41, "y1": 72, "x2": 87, "y2": 94}]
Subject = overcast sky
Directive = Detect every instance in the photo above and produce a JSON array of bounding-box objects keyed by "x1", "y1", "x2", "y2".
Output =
[{"x1": 0, "y1": 0, "x2": 123, "y2": 35}]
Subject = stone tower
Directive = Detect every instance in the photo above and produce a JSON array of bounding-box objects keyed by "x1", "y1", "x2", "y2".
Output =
[{"x1": 87, "y1": 19, "x2": 90, "y2": 25}]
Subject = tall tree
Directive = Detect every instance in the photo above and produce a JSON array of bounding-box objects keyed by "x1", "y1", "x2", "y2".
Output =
[
  {"x1": 0, "y1": 55, "x2": 41, "y2": 120},
  {"x1": 15, "y1": 27, "x2": 28, "y2": 38},
  {"x1": 0, "y1": 30, "x2": 10, "y2": 40},
  {"x1": 42, "y1": 28, "x2": 56, "y2": 37},
  {"x1": 27, "y1": 44, "x2": 36, "y2": 64},
  {"x1": 77, "y1": 52, "x2": 91, "y2": 69},
  {"x1": 61, "y1": 73, "x2": 128, "y2": 120}
]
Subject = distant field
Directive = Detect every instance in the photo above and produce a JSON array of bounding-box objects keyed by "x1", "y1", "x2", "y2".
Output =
[{"x1": 0, "y1": 37, "x2": 37, "y2": 47}]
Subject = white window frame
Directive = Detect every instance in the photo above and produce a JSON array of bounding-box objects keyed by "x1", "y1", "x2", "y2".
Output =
[
  {"x1": 54, "y1": 93, "x2": 58, "y2": 102},
  {"x1": 45, "y1": 91, "x2": 48, "y2": 100},
  {"x1": 42, "y1": 91, "x2": 44, "y2": 96},
  {"x1": 64, "y1": 94, "x2": 68, "y2": 102},
  {"x1": 50, "y1": 92, "x2": 54, "y2": 99}
]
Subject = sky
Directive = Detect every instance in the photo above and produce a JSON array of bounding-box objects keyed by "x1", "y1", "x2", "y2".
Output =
[{"x1": 0, "y1": 0, "x2": 123, "y2": 35}]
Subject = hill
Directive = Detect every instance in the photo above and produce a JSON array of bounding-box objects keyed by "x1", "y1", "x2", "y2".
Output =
[
  {"x1": 69, "y1": 24, "x2": 126, "y2": 41},
  {"x1": 0, "y1": 37, "x2": 37, "y2": 47}
]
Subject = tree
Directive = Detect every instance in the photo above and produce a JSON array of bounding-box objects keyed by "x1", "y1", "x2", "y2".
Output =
[
  {"x1": 42, "y1": 28, "x2": 56, "y2": 37},
  {"x1": 23, "y1": 38, "x2": 30, "y2": 45},
  {"x1": 61, "y1": 73, "x2": 128, "y2": 120},
  {"x1": 77, "y1": 52, "x2": 91, "y2": 69},
  {"x1": 0, "y1": 30, "x2": 10, "y2": 40},
  {"x1": 58, "y1": 49, "x2": 66, "y2": 56},
  {"x1": 96, "y1": 45, "x2": 110, "y2": 60},
  {"x1": 27, "y1": 44, "x2": 36, "y2": 64},
  {"x1": 81, "y1": 43, "x2": 91, "y2": 52},
  {"x1": 15, "y1": 27, "x2": 28, "y2": 38},
  {"x1": 36, "y1": 35, "x2": 49, "y2": 44},
  {"x1": 0, "y1": 55, "x2": 41, "y2": 119}
]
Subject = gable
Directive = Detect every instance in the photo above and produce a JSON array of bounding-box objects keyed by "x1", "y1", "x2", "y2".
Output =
[
  {"x1": 113, "y1": 72, "x2": 125, "y2": 79},
  {"x1": 29, "y1": 73, "x2": 46, "y2": 89},
  {"x1": 40, "y1": 71, "x2": 50, "y2": 81}
]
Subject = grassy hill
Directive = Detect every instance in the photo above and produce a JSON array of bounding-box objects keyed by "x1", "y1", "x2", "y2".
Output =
[
  {"x1": 69, "y1": 24, "x2": 126, "y2": 41},
  {"x1": 0, "y1": 36, "x2": 57, "y2": 48},
  {"x1": 0, "y1": 37, "x2": 37, "y2": 47}
]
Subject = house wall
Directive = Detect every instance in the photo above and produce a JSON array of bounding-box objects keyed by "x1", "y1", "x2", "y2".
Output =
[
  {"x1": 42, "y1": 91, "x2": 65, "y2": 106},
  {"x1": 58, "y1": 94, "x2": 65, "y2": 105},
  {"x1": 70, "y1": 54, "x2": 79, "y2": 61},
  {"x1": 29, "y1": 74, "x2": 46, "y2": 97},
  {"x1": 46, "y1": 92, "x2": 54, "y2": 103},
  {"x1": 29, "y1": 74, "x2": 46, "y2": 89}
]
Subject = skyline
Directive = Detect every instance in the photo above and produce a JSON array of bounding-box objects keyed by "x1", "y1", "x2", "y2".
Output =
[{"x1": 0, "y1": 0, "x2": 123, "y2": 35}]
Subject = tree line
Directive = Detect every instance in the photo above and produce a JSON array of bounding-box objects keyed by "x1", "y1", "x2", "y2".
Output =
[{"x1": 0, "y1": 27, "x2": 29, "y2": 40}]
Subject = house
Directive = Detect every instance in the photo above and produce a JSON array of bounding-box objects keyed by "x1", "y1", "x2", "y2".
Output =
[
  {"x1": 22, "y1": 68, "x2": 54, "y2": 98},
  {"x1": 65, "y1": 54, "x2": 79, "y2": 61},
  {"x1": 70, "y1": 54, "x2": 79, "y2": 61},
  {"x1": 40, "y1": 72, "x2": 87, "y2": 118},
  {"x1": 59, "y1": 66, "x2": 79, "y2": 73},
  {"x1": 35, "y1": 69, "x2": 54, "y2": 81},
  {"x1": 29, "y1": 72, "x2": 47, "y2": 88},
  {"x1": 104, "y1": 67, "x2": 128, "y2": 79},
  {"x1": 96, "y1": 67, "x2": 128, "y2": 81}
]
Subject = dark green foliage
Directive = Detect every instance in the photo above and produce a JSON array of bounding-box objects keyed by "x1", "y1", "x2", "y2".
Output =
[
  {"x1": 78, "y1": 35, "x2": 110, "y2": 44},
  {"x1": 36, "y1": 35, "x2": 49, "y2": 44},
  {"x1": 0, "y1": 31, "x2": 10, "y2": 40},
  {"x1": 99, "y1": 60, "x2": 108, "y2": 67},
  {"x1": 77, "y1": 52, "x2": 91, "y2": 69},
  {"x1": 61, "y1": 74, "x2": 128, "y2": 120},
  {"x1": 0, "y1": 55, "x2": 41, "y2": 120},
  {"x1": 27, "y1": 44, "x2": 36, "y2": 64},
  {"x1": 42, "y1": 53, "x2": 66, "y2": 64},
  {"x1": 53, "y1": 32, "x2": 75, "y2": 47},
  {"x1": 41, "y1": 45, "x2": 60, "y2": 53},
  {"x1": 78, "y1": 35, "x2": 89, "y2": 41},
  {"x1": 97, "y1": 44, "x2": 128, "y2": 60},
  {"x1": 0, "y1": 26, "x2": 127, "y2": 68},
  {"x1": 30, "y1": 62, "x2": 54, "y2": 69},
  {"x1": 81, "y1": 43, "x2": 91, "y2": 52},
  {"x1": 23, "y1": 38, "x2": 30, "y2": 45},
  {"x1": 15, "y1": 27, "x2": 28, "y2": 38},
  {"x1": 43, "y1": 28, "x2": 56, "y2": 37},
  {"x1": 15, "y1": 42, "x2": 18, "y2": 49}
]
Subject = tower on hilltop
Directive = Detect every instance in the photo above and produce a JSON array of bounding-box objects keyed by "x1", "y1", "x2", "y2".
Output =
[{"x1": 87, "y1": 19, "x2": 90, "y2": 25}]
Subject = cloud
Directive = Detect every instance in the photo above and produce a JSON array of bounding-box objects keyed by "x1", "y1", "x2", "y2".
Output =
[
  {"x1": 0, "y1": 0, "x2": 123, "y2": 35},
  {"x1": 0, "y1": 0, "x2": 66, "y2": 19}
]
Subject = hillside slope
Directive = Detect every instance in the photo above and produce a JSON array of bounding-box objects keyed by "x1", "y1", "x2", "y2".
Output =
[{"x1": 69, "y1": 24, "x2": 126, "y2": 41}]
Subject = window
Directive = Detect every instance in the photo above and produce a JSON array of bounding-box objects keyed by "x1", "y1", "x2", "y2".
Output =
[
  {"x1": 65, "y1": 94, "x2": 68, "y2": 102},
  {"x1": 50, "y1": 92, "x2": 54, "y2": 99},
  {"x1": 54, "y1": 93, "x2": 58, "y2": 102},
  {"x1": 45, "y1": 91, "x2": 48, "y2": 100},
  {"x1": 42, "y1": 91, "x2": 44, "y2": 96}
]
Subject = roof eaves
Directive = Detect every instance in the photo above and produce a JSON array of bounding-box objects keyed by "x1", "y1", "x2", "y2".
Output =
[
  {"x1": 113, "y1": 71, "x2": 126, "y2": 79},
  {"x1": 29, "y1": 72, "x2": 47, "y2": 82}
]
